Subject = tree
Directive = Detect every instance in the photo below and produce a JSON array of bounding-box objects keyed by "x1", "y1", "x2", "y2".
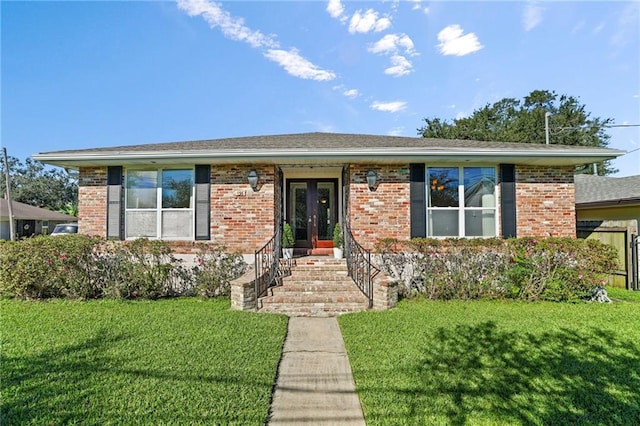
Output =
[
  {"x1": 0, "y1": 157, "x2": 78, "y2": 213},
  {"x1": 418, "y1": 90, "x2": 616, "y2": 175}
]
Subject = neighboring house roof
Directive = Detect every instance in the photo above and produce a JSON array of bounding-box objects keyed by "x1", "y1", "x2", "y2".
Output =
[
  {"x1": 33, "y1": 132, "x2": 624, "y2": 169},
  {"x1": 0, "y1": 199, "x2": 76, "y2": 221},
  {"x1": 575, "y1": 174, "x2": 640, "y2": 207}
]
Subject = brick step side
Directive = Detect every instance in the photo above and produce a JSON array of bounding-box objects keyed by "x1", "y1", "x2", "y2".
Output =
[
  {"x1": 270, "y1": 283, "x2": 361, "y2": 293},
  {"x1": 285, "y1": 273, "x2": 350, "y2": 281},
  {"x1": 260, "y1": 293, "x2": 367, "y2": 304},
  {"x1": 258, "y1": 303, "x2": 369, "y2": 317}
]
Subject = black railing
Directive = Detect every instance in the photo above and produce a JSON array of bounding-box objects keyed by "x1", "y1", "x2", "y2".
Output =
[
  {"x1": 255, "y1": 232, "x2": 278, "y2": 299},
  {"x1": 254, "y1": 226, "x2": 293, "y2": 299},
  {"x1": 345, "y1": 225, "x2": 379, "y2": 308}
]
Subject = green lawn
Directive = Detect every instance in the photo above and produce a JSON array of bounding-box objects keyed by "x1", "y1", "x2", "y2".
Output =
[
  {"x1": 339, "y1": 296, "x2": 640, "y2": 425},
  {"x1": 1, "y1": 298, "x2": 288, "y2": 425}
]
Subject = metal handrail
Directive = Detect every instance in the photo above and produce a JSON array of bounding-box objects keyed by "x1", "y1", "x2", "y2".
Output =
[
  {"x1": 254, "y1": 225, "x2": 293, "y2": 300},
  {"x1": 255, "y1": 232, "x2": 278, "y2": 299},
  {"x1": 345, "y1": 224, "x2": 379, "y2": 308}
]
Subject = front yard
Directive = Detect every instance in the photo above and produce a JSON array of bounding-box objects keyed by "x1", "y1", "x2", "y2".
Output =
[
  {"x1": 1, "y1": 298, "x2": 288, "y2": 425},
  {"x1": 339, "y1": 288, "x2": 640, "y2": 425},
  {"x1": 2, "y1": 289, "x2": 639, "y2": 425}
]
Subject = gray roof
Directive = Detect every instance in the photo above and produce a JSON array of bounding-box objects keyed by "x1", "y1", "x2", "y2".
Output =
[
  {"x1": 575, "y1": 174, "x2": 640, "y2": 206},
  {"x1": 0, "y1": 199, "x2": 77, "y2": 221},
  {"x1": 33, "y1": 132, "x2": 624, "y2": 169}
]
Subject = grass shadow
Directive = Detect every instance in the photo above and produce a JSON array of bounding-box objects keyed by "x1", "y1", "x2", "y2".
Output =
[
  {"x1": 2, "y1": 328, "x2": 130, "y2": 424},
  {"x1": 393, "y1": 321, "x2": 640, "y2": 425}
]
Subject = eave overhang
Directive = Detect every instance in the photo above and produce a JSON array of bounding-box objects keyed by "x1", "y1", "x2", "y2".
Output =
[
  {"x1": 33, "y1": 147, "x2": 625, "y2": 170},
  {"x1": 576, "y1": 198, "x2": 640, "y2": 209}
]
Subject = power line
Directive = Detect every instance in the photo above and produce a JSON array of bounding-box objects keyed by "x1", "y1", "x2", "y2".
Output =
[{"x1": 554, "y1": 123, "x2": 640, "y2": 131}]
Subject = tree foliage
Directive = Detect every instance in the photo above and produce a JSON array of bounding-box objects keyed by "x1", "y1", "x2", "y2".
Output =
[
  {"x1": 418, "y1": 90, "x2": 616, "y2": 175},
  {"x1": 0, "y1": 157, "x2": 78, "y2": 213}
]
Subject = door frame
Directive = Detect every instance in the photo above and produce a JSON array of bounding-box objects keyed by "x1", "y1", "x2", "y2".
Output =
[{"x1": 286, "y1": 178, "x2": 339, "y2": 250}]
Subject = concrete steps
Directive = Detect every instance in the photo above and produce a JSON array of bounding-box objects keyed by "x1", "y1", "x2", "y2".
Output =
[{"x1": 258, "y1": 257, "x2": 369, "y2": 317}]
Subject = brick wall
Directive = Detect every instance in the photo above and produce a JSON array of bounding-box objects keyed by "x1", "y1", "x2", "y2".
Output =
[
  {"x1": 78, "y1": 163, "x2": 575, "y2": 254},
  {"x1": 348, "y1": 164, "x2": 411, "y2": 249},
  {"x1": 210, "y1": 164, "x2": 276, "y2": 252},
  {"x1": 78, "y1": 167, "x2": 108, "y2": 238},
  {"x1": 515, "y1": 165, "x2": 576, "y2": 237}
]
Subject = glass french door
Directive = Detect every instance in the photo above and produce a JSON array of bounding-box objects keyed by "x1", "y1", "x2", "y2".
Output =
[{"x1": 287, "y1": 179, "x2": 338, "y2": 249}]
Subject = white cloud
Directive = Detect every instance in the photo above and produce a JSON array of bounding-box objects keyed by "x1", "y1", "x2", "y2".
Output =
[
  {"x1": 593, "y1": 22, "x2": 605, "y2": 34},
  {"x1": 522, "y1": 2, "x2": 544, "y2": 32},
  {"x1": 178, "y1": 0, "x2": 335, "y2": 82},
  {"x1": 368, "y1": 33, "x2": 416, "y2": 56},
  {"x1": 343, "y1": 88, "x2": 359, "y2": 98},
  {"x1": 348, "y1": 9, "x2": 392, "y2": 34},
  {"x1": 370, "y1": 101, "x2": 407, "y2": 113},
  {"x1": 387, "y1": 126, "x2": 405, "y2": 136},
  {"x1": 368, "y1": 34, "x2": 417, "y2": 77},
  {"x1": 384, "y1": 55, "x2": 413, "y2": 77},
  {"x1": 610, "y1": 2, "x2": 640, "y2": 49},
  {"x1": 326, "y1": 0, "x2": 345, "y2": 20},
  {"x1": 437, "y1": 24, "x2": 483, "y2": 56},
  {"x1": 264, "y1": 49, "x2": 336, "y2": 81},
  {"x1": 305, "y1": 121, "x2": 336, "y2": 133},
  {"x1": 177, "y1": 0, "x2": 278, "y2": 48}
]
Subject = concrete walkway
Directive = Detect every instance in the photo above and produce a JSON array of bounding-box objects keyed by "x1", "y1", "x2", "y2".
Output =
[{"x1": 268, "y1": 317, "x2": 366, "y2": 425}]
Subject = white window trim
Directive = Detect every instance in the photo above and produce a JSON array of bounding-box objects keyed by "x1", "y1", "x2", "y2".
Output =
[
  {"x1": 425, "y1": 165, "x2": 498, "y2": 238},
  {"x1": 124, "y1": 167, "x2": 195, "y2": 240}
]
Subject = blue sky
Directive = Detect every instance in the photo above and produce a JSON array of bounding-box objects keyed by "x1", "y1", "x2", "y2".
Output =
[{"x1": 2, "y1": 0, "x2": 639, "y2": 176}]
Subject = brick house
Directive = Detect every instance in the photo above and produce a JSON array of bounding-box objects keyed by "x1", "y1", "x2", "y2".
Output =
[{"x1": 34, "y1": 132, "x2": 623, "y2": 255}]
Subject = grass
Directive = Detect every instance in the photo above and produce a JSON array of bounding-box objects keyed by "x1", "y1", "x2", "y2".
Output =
[
  {"x1": 339, "y1": 295, "x2": 640, "y2": 425},
  {"x1": 1, "y1": 298, "x2": 288, "y2": 425}
]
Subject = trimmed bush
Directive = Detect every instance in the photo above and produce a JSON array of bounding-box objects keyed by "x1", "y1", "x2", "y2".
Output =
[
  {"x1": 0, "y1": 235, "x2": 99, "y2": 299},
  {"x1": 0, "y1": 236, "x2": 247, "y2": 301},
  {"x1": 193, "y1": 244, "x2": 246, "y2": 298},
  {"x1": 375, "y1": 237, "x2": 618, "y2": 302}
]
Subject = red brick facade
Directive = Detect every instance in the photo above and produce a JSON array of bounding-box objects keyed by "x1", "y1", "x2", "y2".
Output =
[
  {"x1": 78, "y1": 167, "x2": 108, "y2": 237},
  {"x1": 514, "y1": 165, "x2": 576, "y2": 237},
  {"x1": 77, "y1": 163, "x2": 577, "y2": 254},
  {"x1": 348, "y1": 164, "x2": 412, "y2": 248},
  {"x1": 209, "y1": 165, "x2": 275, "y2": 252}
]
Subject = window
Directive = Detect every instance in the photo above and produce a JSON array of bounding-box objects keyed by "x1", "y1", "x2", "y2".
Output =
[
  {"x1": 125, "y1": 169, "x2": 194, "y2": 239},
  {"x1": 427, "y1": 166, "x2": 496, "y2": 237}
]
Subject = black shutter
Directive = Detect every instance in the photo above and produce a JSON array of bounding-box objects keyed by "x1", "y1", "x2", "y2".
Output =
[
  {"x1": 410, "y1": 164, "x2": 426, "y2": 238},
  {"x1": 500, "y1": 164, "x2": 516, "y2": 238},
  {"x1": 106, "y1": 166, "x2": 123, "y2": 240},
  {"x1": 194, "y1": 165, "x2": 211, "y2": 240}
]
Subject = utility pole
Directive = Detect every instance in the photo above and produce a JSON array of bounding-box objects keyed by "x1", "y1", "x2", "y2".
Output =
[
  {"x1": 2, "y1": 147, "x2": 16, "y2": 241},
  {"x1": 545, "y1": 112, "x2": 551, "y2": 145}
]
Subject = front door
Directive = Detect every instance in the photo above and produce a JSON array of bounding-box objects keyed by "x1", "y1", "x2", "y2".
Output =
[{"x1": 287, "y1": 179, "x2": 338, "y2": 250}]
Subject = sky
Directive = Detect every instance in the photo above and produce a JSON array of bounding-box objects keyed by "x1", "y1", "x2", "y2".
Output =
[{"x1": 2, "y1": 0, "x2": 639, "y2": 176}]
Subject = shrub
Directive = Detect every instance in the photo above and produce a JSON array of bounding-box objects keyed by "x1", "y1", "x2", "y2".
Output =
[
  {"x1": 282, "y1": 223, "x2": 295, "y2": 248},
  {"x1": 0, "y1": 236, "x2": 245, "y2": 301},
  {"x1": 193, "y1": 244, "x2": 247, "y2": 298},
  {"x1": 0, "y1": 235, "x2": 100, "y2": 299},
  {"x1": 94, "y1": 239, "x2": 190, "y2": 300},
  {"x1": 332, "y1": 223, "x2": 344, "y2": 248},
  {"x1": 375, "y1": 237, "x2": 618, "y2": 302}
]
